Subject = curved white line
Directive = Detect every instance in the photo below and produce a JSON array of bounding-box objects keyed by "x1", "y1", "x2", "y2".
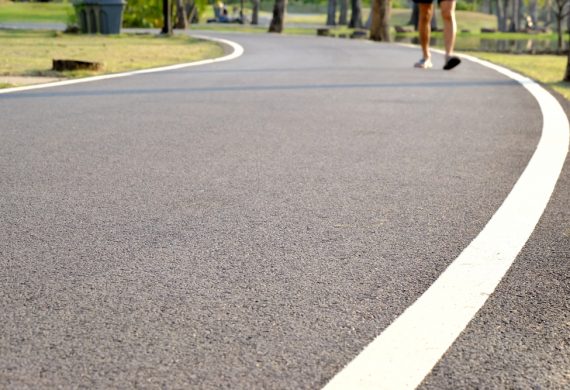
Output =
[
  {"x1": 324, "y1": 54, "x2": 569, "y2": 389},
  {"x1": 0, "y1": 35, "x2": 244, "y2": 95}
]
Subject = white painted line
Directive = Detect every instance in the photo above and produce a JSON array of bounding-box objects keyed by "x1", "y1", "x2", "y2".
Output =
[
  {"x1": 324, "y1": 55, "x2": 569, "y2": 390},
  {"x1": 0, "y1": 35, "x2": 244, "y2": 95}
]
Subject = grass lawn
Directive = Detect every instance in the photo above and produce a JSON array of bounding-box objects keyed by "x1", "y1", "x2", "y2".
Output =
[
  {"x1": 0, "y1": 0, "x2": 72, "y2": 24},
  {"x1": 0, "y1": 30, "x2": 224, "y2": 80},
  {"x1": 280, "y1": 8, "x2": 497, "y2": 33},
  {"x1": 389, "y1": 9, "x2": 496, "y2": 32},
  {"x1": 468, "y1": 52, "x2": 570, "y2": 101},
  {"x1": 279, "y1": 9, "x2": 496, "y2": 32}
]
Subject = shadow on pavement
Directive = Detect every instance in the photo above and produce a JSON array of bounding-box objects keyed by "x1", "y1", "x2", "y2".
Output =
[{"x1": 0, "y1": 79, "x2": 521, "y2": 99}]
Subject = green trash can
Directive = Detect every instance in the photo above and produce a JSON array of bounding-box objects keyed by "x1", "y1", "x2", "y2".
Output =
[{"x1": 74, "y1": 0, "x2": 126, "y2": 34}]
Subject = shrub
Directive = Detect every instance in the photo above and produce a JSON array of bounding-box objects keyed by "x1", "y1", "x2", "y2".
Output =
[
  {"x1": 123, "y1": 0, "x2": 163, "y2": 28},
  {"x1": 456, "y1": 1, "x2": 476, "y2": 12}
]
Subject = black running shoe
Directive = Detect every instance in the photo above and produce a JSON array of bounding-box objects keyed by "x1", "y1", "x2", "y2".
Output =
[{"x1": 443, "y1": 56, "x2": 461, "y2": 70}]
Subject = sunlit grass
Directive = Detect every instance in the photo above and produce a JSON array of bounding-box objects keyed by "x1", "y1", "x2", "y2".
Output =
[
  {"x1": 284, "y1": 9, "x2": 497, "y2": 31},
  {"x1": 0, "y1": 0, "x2": 72, "y2": 23},
  {"x1": 470, "y1": 52, "x2": 570, "y2": 100},
  {"x1": 0, "y1": 30, "x2": 224, "y2": 79}
]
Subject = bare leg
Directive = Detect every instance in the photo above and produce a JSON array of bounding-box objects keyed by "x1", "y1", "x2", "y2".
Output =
[
  {"x1": 418, "y1": 3, "x2": 434, "y2": 60},
  {"x1": 440, "y1": 0, "x2": 457, "y2": 57}
]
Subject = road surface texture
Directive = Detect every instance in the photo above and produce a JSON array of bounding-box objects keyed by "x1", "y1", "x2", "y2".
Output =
[{"x1": 1, "y1": 32, "x2": 569, "y2": 389}]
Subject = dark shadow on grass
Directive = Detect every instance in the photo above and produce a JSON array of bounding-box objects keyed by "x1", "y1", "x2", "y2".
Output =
[{"x1": 0, "y1": 79, "x2": 522, "y2": 99}]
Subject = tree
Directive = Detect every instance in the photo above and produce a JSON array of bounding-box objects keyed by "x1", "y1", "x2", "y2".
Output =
[
  {"x1": 186, "y1": 0, "x2": 208, "y2": 24},
  {"x1": 543, "y1": 0, "x2": 553, "y2": 27},
  {"x1": 349, "y1": 0, "x2": 363, "y2": 28},
  {"x1": 162, "y1": 0, "x2": 172, "y2": 34},
  {"x1": 174, "y1": 0, "x2": 188, "y2": 29},
  {"x1": 269, "y1": 0, "x2": 287, "y2": 32},
  {"x1": 251, "y1": 0, "x2": 260, "y2": 25},
  {"x1": 563, "y1": 34, "x2": 570, "y2": 82},
  {"x1": 327, "y1": 0, "x2": 338, "y2": 25},
  {"x1": 339, "y1": 0, "x2": 348, "y2": 25},
  {"x1": 553, "y1": 0, "x2": 570, "y2": 52},
  {"x1": 508, "y1": 0, "x2": 522, "y2": 31},
  {"x1": 408, "y1": 3, "x2": 419, "y2": 27},
  {"x1": 370, "y1": 0, "x2": 391, "y2": 41},
  {"x1": 123, "y1": 0, "x2": 163, "y2": 28},
  {"x1": 495, "y1": 0, "x2": 509, "y2": 31}
]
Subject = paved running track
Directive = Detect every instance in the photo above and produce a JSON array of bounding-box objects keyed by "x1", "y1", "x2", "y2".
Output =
[{"x1": 1, "y1": 32, "x2": 569, "y2": 389}]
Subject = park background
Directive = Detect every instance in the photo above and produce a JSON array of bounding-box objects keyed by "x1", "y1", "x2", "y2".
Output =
[{"x1": 0, "y1": 0, "x2": 569, "y2": 99}]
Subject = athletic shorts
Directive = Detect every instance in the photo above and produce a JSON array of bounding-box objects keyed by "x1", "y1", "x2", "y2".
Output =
[{"x1": 413, "y1": 0, "x2": 454, "y2": 4}]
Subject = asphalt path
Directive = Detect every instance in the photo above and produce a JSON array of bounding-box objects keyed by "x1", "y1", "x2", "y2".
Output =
[{"x1": 1, "y1": 32, "x2": 569, "y2": 389}]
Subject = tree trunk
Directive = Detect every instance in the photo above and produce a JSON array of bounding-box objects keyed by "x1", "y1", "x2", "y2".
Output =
[
  {"x1": 269, "y1": 0, "x2": 287, "y2": 33},
  {"x1": 327, "y1": 0, "x2": 337, "y2": 26},
  {"x1": 508, "y1": 0, "x2": 518, "y2": 31},
  {"x1": 364, "y1": 9, "x2": 372, "y2": 28},
  {"x1": 162, "y1": 0, "x2": 172, "y2": 34},
  {"x1": 566, "y1": 21, "x2": 570, "y2": 79},
  {"x1": 513, "y1": 0, "x2": 523, "y2": 31},
  {"x1": 553, "y1": 0, "x2": 570, "y2": 52},
  {"x1": 339, "y1": 0, "x2": 348, "y2": 25},
  {"x1": 545, "y1": 0, "x2": 553, "y2": 27},
  {"x1": 563, "y1": 27, "x2": 570, "y2": 82},
  {"x1": 565, "y1": 52, "x2": 570, "y2": 81},
  {"x1": 502, "y1": 0, "x2": 509, "y2": 31},
  {"x1": 174, "y1": 0, "x2": 188, "y2": 29},
  {"x1": 557, "y1": 17, "x2": 563, "y2": 52},
  {"x1": 251, "y1": 0, "x2": 259, "y2": 25},
  {"x1": 409, "y1": 2, "x2": 419, "y2": 29},
  {"x1": 369, "y1": 0, "x2": 391, "y2": 41},
  {"x1": 349, "y1": 0, "x2": 363, "y2": 28},
  {"x1": 496, "y1": 0, "x2": 508, "y2": 31},
  {"x1": 186, "y1": 2, "x2": 195, "y2": 24}
]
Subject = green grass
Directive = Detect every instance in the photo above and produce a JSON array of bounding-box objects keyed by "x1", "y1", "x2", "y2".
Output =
[
  {"x1": 0, "y1": 1, "x2": 72, "y2": 24},
  {"x1": 280, "y1": 9, "x2": 497, "y2": 32},
  {"x1": 0, "y1": 29, "x2": 224, "y2": 80},
  {"x1": 447, "y1": 10, "x2": 496, "y2": 32},
  {"x1": 470, "y1": 52, "x2": 570, "y2": 100}
]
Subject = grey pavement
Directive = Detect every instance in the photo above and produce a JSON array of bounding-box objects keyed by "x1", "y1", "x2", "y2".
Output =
[
  {"x1": 1, "y1": 32, "x2": 568, "y2": 388},
  {"x1": 0, "y1": 22, "x2": 66, "y2": 31}
]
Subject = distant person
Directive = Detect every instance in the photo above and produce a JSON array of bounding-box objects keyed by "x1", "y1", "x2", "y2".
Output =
[
  {"x1": 208, "y1": 2, "x2": 231, "y2": 23},
  {"x1": 214, "y1": 0, "x2": 224, "y2": 19},
  {"x1": 219, "y1": 8, "x2": 230, "y2": 23},
  {"x1": 413, "y1": 0, "x2": 461, "y2": 70}
]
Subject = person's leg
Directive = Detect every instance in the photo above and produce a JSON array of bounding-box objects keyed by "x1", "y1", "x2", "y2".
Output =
[
  {"x1": 418, "y1": 3, "x2": 434, "y2": 60},
  {"x1": 440, "y1": 0, "x2": 457, "y2": 57}
]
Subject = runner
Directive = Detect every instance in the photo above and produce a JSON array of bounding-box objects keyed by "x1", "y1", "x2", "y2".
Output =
[{"x1": 413, "y1": 0, "x2": 461, "y2": 70}]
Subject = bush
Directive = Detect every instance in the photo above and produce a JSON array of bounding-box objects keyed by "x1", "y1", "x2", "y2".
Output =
[
  {"x1": 123, "y1": 0, "x2": 163, "y2": 28},
  {"x1": 123, "y1": 0, "x2": 208, "y2": 28},
  {"x1": 456, "y1": 1, "x2": 476, "y2": 12},
  {"x1": 392, "y1": 0, "x2": 409, "y2": 9}
]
